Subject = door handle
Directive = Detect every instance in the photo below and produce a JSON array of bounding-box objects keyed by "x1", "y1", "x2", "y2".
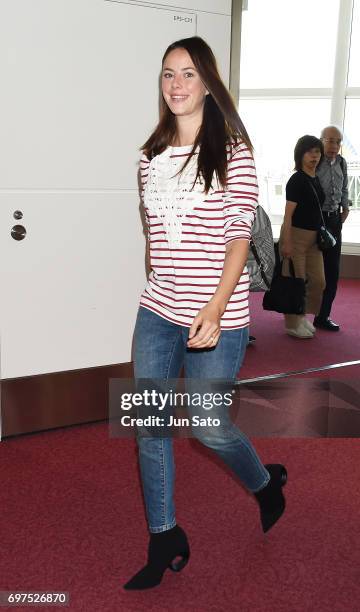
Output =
[{"x1": 11, "y1": 224, "x2": 27, "y2": 241}]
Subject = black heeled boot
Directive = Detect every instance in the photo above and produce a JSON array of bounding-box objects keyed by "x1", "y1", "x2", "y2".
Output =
[
  {"x1": 123, "y1": 525, "x2": 190, "y2": 590},
  {"x1": 254, "y1": 464, "x2": 287, "y2": 533}
]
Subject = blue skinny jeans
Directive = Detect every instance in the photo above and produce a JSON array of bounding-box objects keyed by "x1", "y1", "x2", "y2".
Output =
[{"x1": 133, "y1": 306, "x2": 270, "y2": 533}]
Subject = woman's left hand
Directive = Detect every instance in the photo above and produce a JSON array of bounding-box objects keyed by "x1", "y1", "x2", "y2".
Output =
[{"x1": 187, "y1": 303, "x2": 222, "y2": 349}]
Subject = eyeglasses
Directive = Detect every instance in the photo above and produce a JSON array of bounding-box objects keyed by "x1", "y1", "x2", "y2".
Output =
[{"x1": 322, "y1": 138, "x2": 342, "y2": 145}]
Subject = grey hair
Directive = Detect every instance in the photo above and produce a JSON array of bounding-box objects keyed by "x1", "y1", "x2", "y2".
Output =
[{"x1": 320, "y1": 125, "x2": 343, "y2": 139}]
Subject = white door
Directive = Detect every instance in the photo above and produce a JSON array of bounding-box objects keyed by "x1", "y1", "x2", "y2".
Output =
[{"x1": 0, "y1": 0, "x2": 197, "y2": 380}]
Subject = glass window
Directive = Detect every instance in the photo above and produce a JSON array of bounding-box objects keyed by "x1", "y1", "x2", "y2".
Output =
[
  {"x1": 239, "y1": 99, "x2": 331, "y2": 221},
  {"x1": 348, "y1": 0, "x2": 360, "y2": 86},
  {"x1": 239, "y1": 0, "x2": 360, "y2": 246},
  {"x1": 240, "y1": 0, "x2": 339, "y2": 89},
  {"x1": 342, "y1": 98, "x2": 360, "y2": 243}
]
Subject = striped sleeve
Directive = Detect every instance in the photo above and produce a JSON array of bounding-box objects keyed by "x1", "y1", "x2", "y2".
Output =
[{"x1": 222, "y1": 142, "x2": 258, "y2": 244}]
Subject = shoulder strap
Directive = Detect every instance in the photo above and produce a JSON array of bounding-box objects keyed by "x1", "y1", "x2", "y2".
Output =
[
  {"x1": 307, "y1": 179, "x2": 325, "y2": 225},
  {"x1": 249, "y1": 240, "x2": 272, "y2": 289}
]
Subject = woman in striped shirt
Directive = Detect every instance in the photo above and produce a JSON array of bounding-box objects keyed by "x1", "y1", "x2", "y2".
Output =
[{"x1": 124, "y1": 37, "x2": 287, "y2": 591}]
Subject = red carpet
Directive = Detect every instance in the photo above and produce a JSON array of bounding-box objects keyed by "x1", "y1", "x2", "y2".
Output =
[
  {"x1": 243, "y1": 279, "x2": 360, "y2": 379},
  {"x1": 1, "y1": 423, "x2": 360, "y2": 611},
  {"x1": 1, "y1": 279, "x2": 359, "y2": 610}
]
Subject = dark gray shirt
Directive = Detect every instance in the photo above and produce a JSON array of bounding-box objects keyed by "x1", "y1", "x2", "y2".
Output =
[{"x1": 316, "y1": 155, "x2": 349, "y2": 212}]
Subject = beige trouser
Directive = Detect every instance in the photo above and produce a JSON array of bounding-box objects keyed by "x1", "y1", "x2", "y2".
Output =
[{"x1": 279, "y1": 226, "x2": 326, "y2": 329}]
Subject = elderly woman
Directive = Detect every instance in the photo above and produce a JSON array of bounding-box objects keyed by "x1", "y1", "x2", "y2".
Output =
[{"x1": 280, "y1": 135, "x2": 326, "y2": 338}]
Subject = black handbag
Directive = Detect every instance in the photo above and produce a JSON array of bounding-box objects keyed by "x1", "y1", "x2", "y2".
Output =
[
  {"x1": 307, "y1": 180, "x2": 337, "y2": 251},
  {"x1": 317, "y1": 224, "x2": 337, "y2": 250},
  {"x1": 263, "y1": 253, "x2": 306, "y2": 315}
]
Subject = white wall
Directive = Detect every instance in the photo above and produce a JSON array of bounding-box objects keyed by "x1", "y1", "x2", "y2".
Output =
[{"x1": 0, "y1": 0, "x2": 232, "y2": 379}]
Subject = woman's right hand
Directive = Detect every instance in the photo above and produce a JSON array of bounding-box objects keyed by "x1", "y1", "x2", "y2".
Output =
[{"x1": 281, "y1": 240, "x2": 293, "y2": 258}]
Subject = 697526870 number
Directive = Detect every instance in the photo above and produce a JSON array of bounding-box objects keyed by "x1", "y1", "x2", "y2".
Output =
[{"x1": 0, "y1": 592, "x2": 69, "y2": 606}]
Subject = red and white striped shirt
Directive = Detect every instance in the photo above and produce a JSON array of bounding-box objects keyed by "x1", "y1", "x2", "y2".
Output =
[{"x1": 139, "y1": 141, "x2": 258, "y2": 329}]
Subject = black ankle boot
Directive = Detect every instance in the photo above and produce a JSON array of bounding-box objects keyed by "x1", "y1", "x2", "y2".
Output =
[
  {"x1": 254, "y1": 464, "x2": 287, "y2": 533},
  {"x1": 123, "y1": 525, "x2": 190, "y2": 590}
]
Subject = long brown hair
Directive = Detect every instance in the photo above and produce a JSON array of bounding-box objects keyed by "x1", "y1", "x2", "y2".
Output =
[{"x1": 142, "y1": 36, "x2": 253, "y2": 193}]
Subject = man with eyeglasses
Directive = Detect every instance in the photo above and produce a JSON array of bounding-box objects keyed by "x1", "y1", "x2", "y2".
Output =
[{"x1": 314, "y1": 125, "x2": 350, "y2": 331}]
